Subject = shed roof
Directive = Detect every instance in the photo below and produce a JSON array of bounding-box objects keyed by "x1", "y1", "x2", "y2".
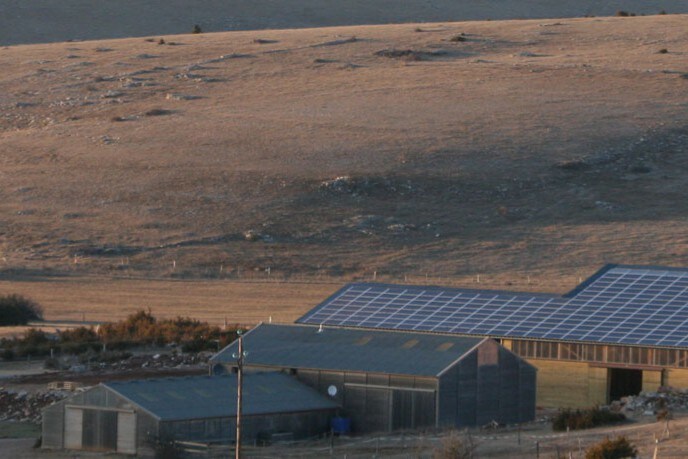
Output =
[
  {"x1": 297, "y1": 264, "x2": 688, "y2": 348},
  {"x1": 212, "y1": 323, "x2": 485, "y2": 377},
  {"x1": 103, "y1": 373, "x2": 337, "y2": 421}
]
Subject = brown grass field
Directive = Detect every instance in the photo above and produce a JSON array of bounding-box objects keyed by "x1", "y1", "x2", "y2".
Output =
[
  {"x1": 0, "y1": 269, "x2": 587, "y2": 338},
  {"x1": 0, "y1": 14, "x2": 687, "y2": 328},
  {"x1": 0, "y1": 277, "x2": 339, "y2": 335}
]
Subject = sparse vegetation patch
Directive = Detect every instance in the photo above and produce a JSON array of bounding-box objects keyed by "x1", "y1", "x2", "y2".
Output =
[
  {"x1": 585, "y1": 436, "x2": 637, "y2": 459},
  {"x1": 0, "y1": 295, "x2": 43, "y2": 326},
  {"x1": 552, "y1": 406, "x2": 626, "y2": 431}
]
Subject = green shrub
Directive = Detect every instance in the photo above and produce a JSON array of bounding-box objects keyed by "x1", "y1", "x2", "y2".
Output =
[
  {"x1": 585, "y1": 436, "x2": 637, "y2": 459},
  {"x1": 1, "y1": 347, "x2": 15, "y2": 361},
  {"x1": 0, "y1": 294, "x2": 43, "y2": 325},
  {"x1": 552, "y1": 406, "x2": 625, "y2": 431},
  {"x1": 151, "y1": 434, "x2": 185, "y2": 459}
]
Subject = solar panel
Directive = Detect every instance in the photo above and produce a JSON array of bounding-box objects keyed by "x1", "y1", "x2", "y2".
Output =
[{"x1": 298, "y1": 265, "x2": 688, "y2": 348}]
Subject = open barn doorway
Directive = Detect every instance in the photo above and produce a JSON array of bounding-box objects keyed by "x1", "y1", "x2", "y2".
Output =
[{"x1": 608, "y1": 368, "x2": 642, "y2": 402}]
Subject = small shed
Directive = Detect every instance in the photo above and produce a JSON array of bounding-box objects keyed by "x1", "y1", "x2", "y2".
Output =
[
  {"x1": 211, "y1": 323, "x2": 536, "y2": 433},
  {"x1": 42, "y1": 373, "x2": 338, "y2": 454}
]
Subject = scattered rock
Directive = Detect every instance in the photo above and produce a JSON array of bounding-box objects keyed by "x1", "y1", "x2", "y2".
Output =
[
  {"x1": 375, "y1": 48, "x2": 447, "y2": 61},
  {"x1": 101, "y1": 90, "x2": 123, "y2": 99},
  {"x1": 0, "y1": 389, "x2": 69, "y2": 424},
  {"x1": 166, "y1": 93, "x2": 202, "y2": 101},
  {"x1": 312, "y1": 36, "x2": 357, "y2": 47},
  {"x1": 144, "y1": 108, "x2": 172, "y2": 117},
  {"x1": 556, "y1": 159, "x2": 590, "y2": 171},
  {"x1": 319, "y1": 175, "x2": 416, "y2": 197},
  {"x1": 243, "y1": 230, "x2": 273, "y2": 242}
]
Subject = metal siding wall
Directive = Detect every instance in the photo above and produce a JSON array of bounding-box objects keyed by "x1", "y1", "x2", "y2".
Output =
[
  {"x1": 164, "y1": 410, "x2": 335, "y2": 444},
  {"x1": 42, "y1": 402, "x2": 65, "y2": 449},
  {"x1": 476, "y1": 351, "x2": 501, "y2": 426},
  {"x1": 438, "y1": 366, "x2": 459, "y2": 427},
  {"x1": 456, "y1": 353, "x2": 478, "y2": 427},
  {"x1": 136, "y1": 410, "x2": 159, "y2": 448},
  {"x1": 297, "y1": 369, "x2": 319, "y2": 389},
  {"x1": 344, "y1": 385, "x2": 367, "y2": 433},
  {"x1": 414, "y1": 391, "x2": 436, "y2": 429},
  {"x1": 364, "y1": 387, "x2": 391, "y2": 433},
  {"x1": 498, "y1": 348, "x2": 521, "y2": 424},
  {"x1": 391, "y1": 390, "x2": 414, "y2": 430}
]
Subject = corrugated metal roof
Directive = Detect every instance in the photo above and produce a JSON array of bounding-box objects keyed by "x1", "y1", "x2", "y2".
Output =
[
  {"x1": 103, "y1": 373, "x2": 338, "y2": 421},
  {"x1": 212, "y1": 323, "x2": 484, "y2": 376}
]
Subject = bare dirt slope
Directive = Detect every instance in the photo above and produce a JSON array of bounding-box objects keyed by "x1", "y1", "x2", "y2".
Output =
[
  {"x1": 1, "y1": 15, "x2": 687, "y2": 285},
  {"x1": 1, "y1": 0, "x2": 685, "y2": 46}
]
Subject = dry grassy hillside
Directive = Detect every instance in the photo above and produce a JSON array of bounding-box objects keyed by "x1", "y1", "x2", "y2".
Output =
[
  {"x1": 1, "y1": 15, "x2": 687, "y2": 285},
  {"x1": 1, "y1": 0, "x2": 685, "y2": 46}
]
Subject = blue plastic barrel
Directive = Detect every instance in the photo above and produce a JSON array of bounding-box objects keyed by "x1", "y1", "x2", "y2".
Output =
[{"x1": 331, "y1": 417, "x2": 351, "y2": 434}]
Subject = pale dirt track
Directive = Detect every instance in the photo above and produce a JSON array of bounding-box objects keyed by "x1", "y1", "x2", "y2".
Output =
[{"x1": 3, "y1": 413, "x2": 687, "y2": 458}]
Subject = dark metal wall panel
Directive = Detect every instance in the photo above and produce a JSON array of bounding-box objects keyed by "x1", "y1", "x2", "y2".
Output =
[
  {"x1": 344, "y1": 385, "x2": 367, "y2": 433},
  {"x1": 438, "y1": 365, "x2": 459, "y2": 427},
  {"x1": 476, "y1": 363, "x2": 500, "y2": 425},
  {"x1": 364, "y1": 388, "x2": 391, "y2": 433},
  {"x1": 392, "y1": 390, "x2": 414, "y2": 430},
  {"x1": 414, "y1": 377, "x2": 438, "y2": 391},
  {"x1": 367, "y1": 373, "x2": 390, "y2": 386},
  {"x1": 390, "y1": 375, "x2": 415, "y2": 388},
  {"x1": 296, "y1": 369, "x2": 319, "y2": 389},
  {"x1": 414, "y1": 391, "x2": 436, "y2": 428},
  {"x1": 162, "y1": 410, "x2": 335, "y2": 443},
  {"x1": 498, "y1": 348, "x2": 521, "y2": 424},
  {"x1": 344, "y1": 372, "x2": 367, "y2": 384},
  {"x1": 136, "y1": 410, "x2": 159, "y2": 447},
  {"x1": 456, "y1": 352, "x2": 478, "y2": 427}
]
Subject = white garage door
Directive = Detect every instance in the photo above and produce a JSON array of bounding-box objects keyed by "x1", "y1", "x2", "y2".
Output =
[
  {"x1": 64, "y1": 407, "x2": 83, "y2": 449},
  {"x1": 117, "y1": 411, "x2": 137, "y2": 454}
]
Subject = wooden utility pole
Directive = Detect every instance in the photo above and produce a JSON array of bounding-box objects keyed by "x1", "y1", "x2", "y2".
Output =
[{"x1": 234, "y1": 332, "x2": 245, "y2": 459}]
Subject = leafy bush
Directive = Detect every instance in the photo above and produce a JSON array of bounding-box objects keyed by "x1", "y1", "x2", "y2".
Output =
[
  {"x1": 151, "y1": 434, "x2": 185, "y2": 459},
  {"x1": 1, "y1": 347, "x2": 15, "y2": 361},
  {"x1": 0, "y1": 294, "x2": 43, "y2": 325},
  {"x1": 0, "y1": 310, "x2": 237, "y2": 359},
  {"x1": 552, "y1": 406, "x2": 626, "y2": 431},
  {"x1": 585, "y1": 436, "x2": 637, "y2": 459},
  {"x1": 434, "y1": 431, "x2": 476, "y2": 459}
]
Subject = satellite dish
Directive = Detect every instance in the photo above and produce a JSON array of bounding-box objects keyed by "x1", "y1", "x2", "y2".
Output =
[{"x1": 327, "y1": 385, "x2": 338, "y2": 397}]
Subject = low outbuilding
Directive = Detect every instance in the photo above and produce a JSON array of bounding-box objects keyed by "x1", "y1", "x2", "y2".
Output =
[
  {"x1": 212, "y1": 323, "x2": 536, "y2": 433},
  {"x1": 42, "y1": 372, "x2": 338, "y2": 454}
]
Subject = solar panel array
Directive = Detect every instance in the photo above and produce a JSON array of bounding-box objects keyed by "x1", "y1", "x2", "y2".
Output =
[{"x1": 298, "y1": 265, "x2": 688, "y2": 348}]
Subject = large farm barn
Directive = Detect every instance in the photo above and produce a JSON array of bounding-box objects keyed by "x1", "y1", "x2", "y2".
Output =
[
  {"x1": 212, "y1": 324, "x2": 536, "y2": 433},
  {"x1": 298, "y1": 265, "x2": 688, "y2": 408}
]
